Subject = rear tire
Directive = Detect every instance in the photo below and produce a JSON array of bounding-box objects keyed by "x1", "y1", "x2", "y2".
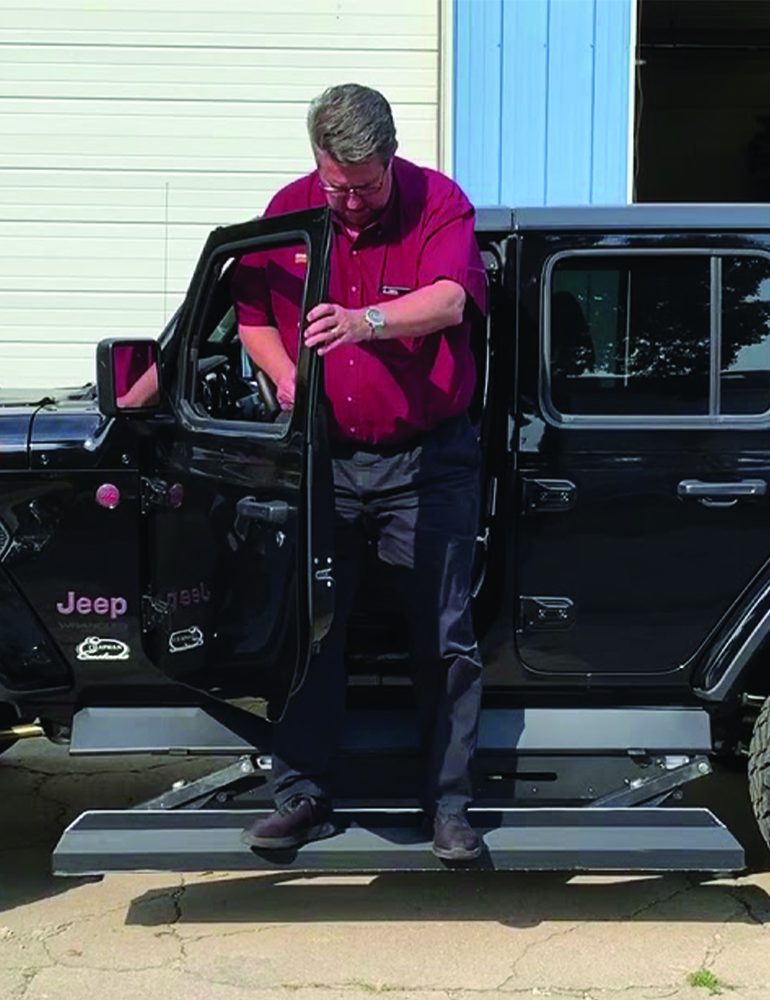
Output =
[{"x1": 749, "y1": 696, "x2": 770, "y2": 849}]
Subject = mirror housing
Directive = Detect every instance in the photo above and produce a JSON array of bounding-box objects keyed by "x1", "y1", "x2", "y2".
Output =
[{"x1": 96, "y1": 338, "x2": 161, "y2": 417}]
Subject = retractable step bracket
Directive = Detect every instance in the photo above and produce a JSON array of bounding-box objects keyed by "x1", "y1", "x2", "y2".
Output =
[
  {"x1": 135, "y1": 754, "x2": 271, "y2": 812},
  {"x1": 592, "y1": 753, "x2": 713, "y2": 808}
]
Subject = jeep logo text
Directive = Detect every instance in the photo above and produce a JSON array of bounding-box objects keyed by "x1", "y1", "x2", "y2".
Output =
[{"x1": 56, "y1": 592, "x2": 128, "y2": 620}]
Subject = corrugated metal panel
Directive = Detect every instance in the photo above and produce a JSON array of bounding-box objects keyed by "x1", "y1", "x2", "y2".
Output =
[
  {"x1": 453, "y1": 0, "x2": 503, "y2": 202},
  {"x1": 500, "y1": 0, "x2": 548, "y2": 206},
  {"x1": 2, "y1": 3, "x2": 436, "y2": 47},
  {"x1": 592, "y1": 0, "x2": 634, "y2": 204},
  {"x1": 454, "y1": 0, "x2": 632, "y2": 208},
  {"x1": 545, "y1": 0, "x2": 594, "y2": 204},
  {"x1": 0, "y1": 0, "x2": 440, "y2": 389}
]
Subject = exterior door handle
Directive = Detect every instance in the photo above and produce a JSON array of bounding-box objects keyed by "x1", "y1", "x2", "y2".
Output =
[
  {"x1": 236, "y1": 497, "x2": 291, "y2": 525},
  {"x1": 677, "y1": 479, "x2": 767, "y2": 507}
]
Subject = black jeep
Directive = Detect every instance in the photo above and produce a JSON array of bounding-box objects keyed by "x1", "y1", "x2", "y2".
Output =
[{"x1": 3, "y1": 204, "x2": 770, "y2": 875}]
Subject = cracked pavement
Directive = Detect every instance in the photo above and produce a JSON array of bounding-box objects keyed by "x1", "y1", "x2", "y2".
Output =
[{"x1": 3, "y1": 741, "x2": 770, "y2": 1000}]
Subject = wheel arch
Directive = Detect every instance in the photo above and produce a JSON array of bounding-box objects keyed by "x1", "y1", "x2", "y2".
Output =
[{"x1": 694, "y1": 576, "x2": 770, "y2": 704}]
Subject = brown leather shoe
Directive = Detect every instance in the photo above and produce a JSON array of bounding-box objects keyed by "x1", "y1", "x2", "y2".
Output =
[
  {"x1": 240, "y1": 795, "x2": 336, "y2": 849},
  {"x1": 432, "y1": 812, "x2": 482, "y2": 861}
]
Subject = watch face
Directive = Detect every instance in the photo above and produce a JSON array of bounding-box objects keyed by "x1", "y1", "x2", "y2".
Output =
[{"x1": 367, "y1": 307, "x2": 385, "y2": 327}]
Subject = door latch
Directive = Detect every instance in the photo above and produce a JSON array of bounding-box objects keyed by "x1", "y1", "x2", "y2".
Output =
[
  {"x1": 313, "y1": 556, "x2": 334, "y2": 587},
  {"x1": 314, "y1": 556, "x2": 334, "y2": 588},
  {"x1": 522, "y1": 479, "x2": 576, "y2": 514},
  {"x1": 520, "y1": 596, "x2": 575, "y2": 631}
]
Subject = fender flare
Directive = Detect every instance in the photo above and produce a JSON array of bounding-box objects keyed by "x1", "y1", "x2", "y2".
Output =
[{"x1": 694, "y1": 577, "x2": 770, "y2": 701}]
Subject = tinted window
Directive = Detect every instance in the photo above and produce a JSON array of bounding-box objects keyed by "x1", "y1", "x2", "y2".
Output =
[
  {"x1": 721, "y1": 256, "x2": 770, "y2": 415},
  {"x1": 550, "y1": 256, "x2": 711, "y2": 416}
]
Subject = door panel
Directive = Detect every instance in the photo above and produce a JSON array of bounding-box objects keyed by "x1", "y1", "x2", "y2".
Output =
[
  {"x1": 141, "y1": 208, "x2": 334, "y2": 720},
  {"x1": 515, "y1": 235, "x2": 770, "y2": 679}
]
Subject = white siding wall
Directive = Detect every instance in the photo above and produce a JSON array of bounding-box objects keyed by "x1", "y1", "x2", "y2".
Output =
[{"x1": 0, "y1": 0, "x2": 440, "y2": 388}]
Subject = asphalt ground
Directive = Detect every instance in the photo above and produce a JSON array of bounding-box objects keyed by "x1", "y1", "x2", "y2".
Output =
[{"x1": 2, "y1": 739, "x2": 770, "y2": 1000}]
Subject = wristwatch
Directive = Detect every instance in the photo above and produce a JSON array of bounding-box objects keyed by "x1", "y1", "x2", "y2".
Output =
[{"x1": 364, "y1": 306, "x2": 386, "y2": 340}]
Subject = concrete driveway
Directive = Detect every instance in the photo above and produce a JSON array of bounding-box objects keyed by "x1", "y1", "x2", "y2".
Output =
[{"x1": 2, "y1": 739, "x2": 770, "y2": 1000}]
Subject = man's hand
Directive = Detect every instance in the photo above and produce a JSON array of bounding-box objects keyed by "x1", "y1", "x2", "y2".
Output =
[
  {"x1": 303, "y1": 282, "x2": 467, "y2": 354},
  {"x1": 276, "y1": 368, "x2": 296, "y2": 410},
  {"x1": 304, "y1": 304, "x2": 369, "y2": 355}
]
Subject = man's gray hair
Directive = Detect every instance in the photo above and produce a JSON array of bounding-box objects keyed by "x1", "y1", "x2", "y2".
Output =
[{"x1": 307, "y1": 84, "x2": 398, "y2": 166}]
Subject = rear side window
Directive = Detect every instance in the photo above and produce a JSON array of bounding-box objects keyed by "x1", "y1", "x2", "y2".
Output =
[
  {"x1": 547, "y1": 251, "x2": 770, "y2": 421},
  {"x1": 721, "y1": 257, "x2": 770, "y2": 415}
]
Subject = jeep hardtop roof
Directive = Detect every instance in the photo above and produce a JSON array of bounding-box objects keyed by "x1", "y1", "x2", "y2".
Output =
[{"x1": 475, "y1": 204, "x2": 770, "y2": 233}]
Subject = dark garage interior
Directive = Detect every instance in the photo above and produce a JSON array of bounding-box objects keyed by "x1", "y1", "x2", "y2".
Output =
[{"x1": 636, "y1": 0, "x2": 770, "y2": 202}]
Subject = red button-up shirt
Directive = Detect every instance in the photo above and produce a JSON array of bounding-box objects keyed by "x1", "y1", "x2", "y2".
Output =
[{"x1": 232, "y1": 156, "x2": 487, "y2": 446}]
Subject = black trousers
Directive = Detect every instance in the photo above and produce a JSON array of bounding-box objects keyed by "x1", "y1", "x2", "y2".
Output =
[{"x1": 272, "y1": 412, "x2": 483, "y2": 814}]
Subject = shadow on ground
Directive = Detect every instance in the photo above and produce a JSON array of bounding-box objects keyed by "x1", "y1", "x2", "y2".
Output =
[
  {"x1": 0, "y1": 740, "x2": 236, "y2": 913},
  {"x1": 123, "y1": 867, "x2": 770, "y2": 930}
]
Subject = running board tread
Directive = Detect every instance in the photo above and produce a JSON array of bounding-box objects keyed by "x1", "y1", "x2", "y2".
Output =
[{"x1": 53, "y1": 807, "x2": 744, "y2": 875}]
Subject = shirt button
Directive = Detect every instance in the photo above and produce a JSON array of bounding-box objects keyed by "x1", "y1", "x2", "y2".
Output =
[
  {"x1": 352, "y1": 250, "x2": 358, "y2": 256},
  {"x1": 348, "y1": 359, "x2": 354, "y2": 366},
  {"x1": 346, "y1": 396, "x2": 353, "y2": 402},
  {"x1": 351, "y1": 285, "x2": 357, "y2": 293},
  {"x1": 349, "y1": 427, "x2": 357, "y2": 434}
]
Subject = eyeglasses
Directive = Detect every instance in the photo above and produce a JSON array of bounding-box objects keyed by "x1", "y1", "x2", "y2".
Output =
[{"x1": 317, "y1": 166, "x2": 389, "y2": 200}]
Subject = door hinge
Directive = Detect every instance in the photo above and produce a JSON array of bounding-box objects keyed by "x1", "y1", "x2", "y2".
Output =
[
  {"x1": 480, "y1": 250, "x2": 501, "y2": 286},
  {"x1": 141, "y1": 477, "x2": 184, "y2": 514},
  {"x1": 142, "y1": 594, "x2": 171, "y2": 632},
  {"x1": 521, "y1": 478, "x2": 576, "y2": 514},
  {"x1": 520, "y1": 596, "x2": 576, "y2": 631}
]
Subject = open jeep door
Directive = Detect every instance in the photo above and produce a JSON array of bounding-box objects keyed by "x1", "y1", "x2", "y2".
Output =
[{"x1": 139, "y1": 208, "x2": 334, "y2": 721}]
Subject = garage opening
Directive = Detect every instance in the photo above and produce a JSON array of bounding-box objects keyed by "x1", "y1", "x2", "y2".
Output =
[{"x1": 635, "y1": 0, "x2": 770, "y2": 202}]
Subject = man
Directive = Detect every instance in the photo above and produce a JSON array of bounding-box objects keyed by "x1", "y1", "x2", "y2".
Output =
[{"x1": 234, "y1": 84, "x2": 486, "y2": 861}]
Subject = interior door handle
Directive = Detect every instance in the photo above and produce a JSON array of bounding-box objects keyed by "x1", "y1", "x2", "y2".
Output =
[{"x1": 677, "y1": 479, "x2": 767, "y2": 506}]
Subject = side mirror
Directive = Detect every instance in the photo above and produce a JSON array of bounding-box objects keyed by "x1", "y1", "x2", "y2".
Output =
[{"x1": 96, "y1": 338, "x2": 161, "y2": 417}]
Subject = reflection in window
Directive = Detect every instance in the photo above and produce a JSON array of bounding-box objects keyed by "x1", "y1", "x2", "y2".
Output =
[
  {"x1": 721, "y1": 257, "x2": 770, "y2": 415},
  {"x1": 114, "y1": 341, "x2": 159, "y2": 409},
  {"x1": 550, "y1": 256, "x2": 711, "y2": 416}
]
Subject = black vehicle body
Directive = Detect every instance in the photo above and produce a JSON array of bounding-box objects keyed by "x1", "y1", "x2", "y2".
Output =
[{"x1": 5, "y1": 204, "x2": 770, "y2": 875}]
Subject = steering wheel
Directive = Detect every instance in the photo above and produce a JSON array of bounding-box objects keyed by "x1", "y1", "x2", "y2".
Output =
[
  {"x1": 197, "y1": 354, "x2": 284, "y2": 423},
  {"x1": 254, "y1": 371, "x2": 280, "y2": 420},
  {"x1": 198, "y1": 354, "x2": 232, "y2": 416}
]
